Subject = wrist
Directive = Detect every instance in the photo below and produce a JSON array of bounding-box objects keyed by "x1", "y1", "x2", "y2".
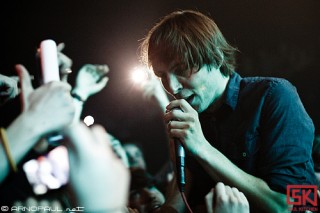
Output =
[
  {"x1": 5, "y1": 113, "x2": 43, "y2": 164},
  {"x1": 9, "y1": 112, "x2": 43, "y2": 141},
  {"x1": 71, "y1": 88, "x2": 88, "y2": 102}
]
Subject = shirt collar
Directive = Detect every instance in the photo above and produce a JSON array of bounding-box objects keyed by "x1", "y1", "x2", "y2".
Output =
[{"x1": 223, "y1": 72, "x2": 241, "y2": 111}]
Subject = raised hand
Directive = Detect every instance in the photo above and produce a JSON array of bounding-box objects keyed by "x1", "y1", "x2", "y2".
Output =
[
  {"x1": 141, "y1": 73, "x2": 169, "y2": 111},
  {"x1": 206, "y1": 182, "x2": 249, "y2": 213},
  {"x1": 0, "y1": 73, "x2": 19, "y2": 105},
  {"x1": 72, "y1": 64, "x2": 109, "y2": 101},
  {"x1": 0, "y1": 65, "x2": 76, "y2": 183},
  {"x1": 63, "y1": 123, "x2": 130, "y2": 212},
  {"x1": 57, "y1": 42, "x2": 73, "y2": 82},
  {"x1": 16, "y1": 64, "x2": 75, "y2": 135},
  {"x1": 164, "y1": 99, "x2": 207, "y2": 156}
]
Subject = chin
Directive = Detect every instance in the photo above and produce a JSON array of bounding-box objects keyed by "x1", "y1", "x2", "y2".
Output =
[
  {"x1": 197, "y1": 102, "x2": 212, "y2": 113},
  {"x1": 193, "y1": 105, "x2": 203, "y2": 113}
]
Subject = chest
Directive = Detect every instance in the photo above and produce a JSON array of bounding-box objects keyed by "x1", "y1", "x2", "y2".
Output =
[{"x1": 200, "y1": 108, "x2": 263, "y2": 174}]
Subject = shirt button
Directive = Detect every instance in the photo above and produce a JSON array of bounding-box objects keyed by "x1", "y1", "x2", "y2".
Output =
[{"x1": 242, "y1": 152, "x2": 247, "y2": 157}]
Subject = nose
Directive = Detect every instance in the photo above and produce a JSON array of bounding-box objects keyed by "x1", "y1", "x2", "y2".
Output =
[{"x1": 166, "y1": 73, "x2": 182, "y2": 95}]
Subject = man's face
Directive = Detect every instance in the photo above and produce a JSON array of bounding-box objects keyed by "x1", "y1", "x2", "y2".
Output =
[
  {"x1": 152, "y1": 61, "x2": 229, "y2": 113},
  {"x1": 129, "y1": 186, "x2": 165, "y2": 213}
]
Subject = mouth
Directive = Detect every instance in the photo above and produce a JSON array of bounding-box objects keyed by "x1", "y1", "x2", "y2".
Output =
[{"x1": 184, "y1": 94, "x2": 195, "y2": 105}]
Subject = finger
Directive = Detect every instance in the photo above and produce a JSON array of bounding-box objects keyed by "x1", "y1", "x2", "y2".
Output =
[
  {"x1": 239, "y1": 191, "x2": 249, "y2": 206},
  {"x1": 166, "y1": 99, "x2": 192, "y2": 112},
  {"x1": 57, "y1": 42, "x2": 72, "y2": 70},
  {"x1": 60, "y1": 67, "x2": 72, "y2": 83},
  {"x1": 15, "y1": 64, "x2": 33, "y2": 92},
  {"x1": 231, "y1": 187, "x2": 242, "y2": 200},
  {"x1": 205, "y1": 188, "x2": 214, "y2": 213},
  {"x1": 164, "y1": 108, "x2": 184, "y2": 123},
  {"x1": 177, "y1": 99, "x2": 194, "y2": 112},
  {"x1": 166, "y1": 99, "x2": 182, "y2": 112},
  {"x1": 167, "y1": 120, "x2": 188, "y2": 130},
  {"x1": 57, "y1": 42, "x2": 65, "y2": 51},
  {"x1": 63, "y1": 122, "x2": 95, "y2": 151},
  {"x1": 90, "y1": 125, "x2": 122, "y2": 160},
  {"x1": 91, "y1": 125, "x2": 113, "y2": 151},
  {"x1": 95, "y1": 77, "x2": 109, "y2": 89},
  {"x1": 95, "y1": 64, "x2": 110, "y2": 74},
  {"x1": 224, "y1": 185, "x2": 235, "y2": 200},
  {"x1": 15, "y1": 64, "x2": 34, "y2": 110},
  {"x1": 166, "y1": 122, "x2": 187, "y2": 141},
  {"x1": 61, "y1": 73, "x2": 69, "y2": 83},
  {"x1": 58, "y1": 53, "x2": 73, "y2": 70},
  {"x1": 214, "y1": 182, "x2": 227, "y2": 204}
]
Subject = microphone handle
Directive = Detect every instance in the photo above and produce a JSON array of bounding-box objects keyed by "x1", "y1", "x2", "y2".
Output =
[{"x1": 175, "y1": 139, "x2": 185, "y2": 192}]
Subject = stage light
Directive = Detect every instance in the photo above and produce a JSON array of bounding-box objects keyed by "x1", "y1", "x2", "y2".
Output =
[
  {"x1": 131, "y1": 66, "x2": 149, "y2": 84},
  {"x1": 84, "y1": 115, "x2": 94, "y2": 126}
]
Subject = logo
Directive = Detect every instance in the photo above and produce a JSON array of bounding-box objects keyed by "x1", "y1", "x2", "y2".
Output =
[{"x1": 287, "y1": 185, "x2": 318, "y2": 212}]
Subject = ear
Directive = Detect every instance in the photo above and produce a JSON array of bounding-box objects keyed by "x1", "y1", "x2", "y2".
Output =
[{"x1": 15, "y1": 64, "x2": 34, "y2": 111}]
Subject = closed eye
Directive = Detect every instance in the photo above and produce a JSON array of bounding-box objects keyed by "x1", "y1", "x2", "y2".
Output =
[{"x1": 174, "y1": 68, "x2": 189, "y2": 77}]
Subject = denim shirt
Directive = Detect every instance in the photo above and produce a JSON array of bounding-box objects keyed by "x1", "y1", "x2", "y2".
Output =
[{"x1": 188, "y1": 72, "x2": 317, "y2": 206}]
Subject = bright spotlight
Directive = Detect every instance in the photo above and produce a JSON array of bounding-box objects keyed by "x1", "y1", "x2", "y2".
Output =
[
  {"x1": 131, "y1": 67, "x2": 148, "y2": 84},
  {"x1": 83, "y1": 115, "x2": 94, "y2": 126}
]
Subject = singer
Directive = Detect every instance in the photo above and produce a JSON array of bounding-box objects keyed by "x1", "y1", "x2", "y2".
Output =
[{"x1": 140, "y1": 10, "x2": 317, "y2": 213}]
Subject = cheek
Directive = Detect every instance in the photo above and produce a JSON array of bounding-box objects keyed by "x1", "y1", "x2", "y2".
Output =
[
  {"x1": 160, "y1": 79, "x2": 172, "y2": 94},
  {"x1": 181, "y1": 78, "x2": 199, "y2": 93}
]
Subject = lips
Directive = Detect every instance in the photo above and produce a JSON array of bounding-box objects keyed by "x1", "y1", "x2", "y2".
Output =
[{"x1": 185, "y1": 94, "x2": 195, "y2": 105}]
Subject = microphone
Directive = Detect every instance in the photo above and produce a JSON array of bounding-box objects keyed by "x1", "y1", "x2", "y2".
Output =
[
  {"x1": 171, "y1": 107, "x2": 186, "y2": 192},
  {"x1": 175, "y1": 138, "x2": 185, "y2": 192}
]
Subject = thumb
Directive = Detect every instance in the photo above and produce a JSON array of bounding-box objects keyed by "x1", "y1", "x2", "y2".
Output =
[{"x1": 15, "y1": 64, "x2": 34, "y2": 111}]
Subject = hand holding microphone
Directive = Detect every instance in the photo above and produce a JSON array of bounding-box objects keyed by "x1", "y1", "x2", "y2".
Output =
[
  {"x1": 167, "y1": 107, "x2": 186, "y2": 192},
  {"x1": 165, "y1": 100, "x2": 203, "y2": 213}
]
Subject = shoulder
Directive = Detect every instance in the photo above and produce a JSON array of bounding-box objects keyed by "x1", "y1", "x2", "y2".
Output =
[
  {"x1": 240, "y1": 76, "x2": 294, "y2": 91},
  {"x1": 240, "y1": 76, "x2": 298, "y2": 101}
]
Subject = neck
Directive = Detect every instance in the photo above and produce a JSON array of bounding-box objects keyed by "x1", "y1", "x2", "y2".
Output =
[{"x1": 207, "y1": 74, "x2": 230, "y2": 113}]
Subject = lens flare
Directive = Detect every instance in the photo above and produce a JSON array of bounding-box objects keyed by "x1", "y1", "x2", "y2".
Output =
[
  {"x1": 83, "y1": 115, "x2": 94, "y2": 126},
  {"x1": 131, "y1": 67, "x2": 149, "y2": 84}
]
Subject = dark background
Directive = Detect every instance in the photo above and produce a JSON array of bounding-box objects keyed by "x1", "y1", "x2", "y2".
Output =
[{"x1": 1, "y1": 0, "x2": 320, "y2": 174}]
